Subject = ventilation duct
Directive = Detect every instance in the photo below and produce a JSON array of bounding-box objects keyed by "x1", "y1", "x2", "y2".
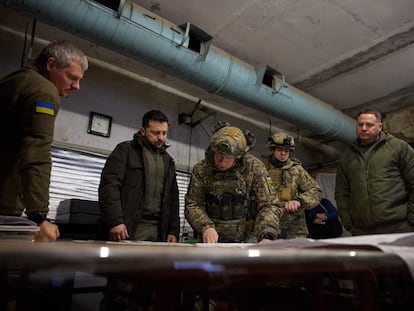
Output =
[{"x1": 1, "y1": 0, "x2": 357, "y2": 143}]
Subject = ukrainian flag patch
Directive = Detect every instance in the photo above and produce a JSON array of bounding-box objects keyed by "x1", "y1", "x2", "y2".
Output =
[{"x1": 35, "y1": 101, "x2": 55, "y2": 116}]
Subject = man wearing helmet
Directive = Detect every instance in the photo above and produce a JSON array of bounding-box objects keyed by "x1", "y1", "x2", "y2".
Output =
[
  {"x1": 185, "y1": 122, "x2": 282, "y2": 243},
  {"x1": 265, "y1": 132, "x2": 322, "y2": 239}
]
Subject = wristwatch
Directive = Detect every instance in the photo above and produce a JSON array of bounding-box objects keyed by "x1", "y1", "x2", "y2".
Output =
[
  {"x1": 28, "y1": 213, "x2": 48, "y2": 225},
  {"x1": 261, "y1": 232, "x2": 276, "y2": 240}
]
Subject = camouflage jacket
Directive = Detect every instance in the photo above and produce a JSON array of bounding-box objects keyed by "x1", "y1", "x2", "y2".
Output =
[
  {"x1": 185, "y1": 153, "x2": 282, "y2": 242},
  {"x1": 265, "y1": 157, "x2": 322, "y2": 238}
]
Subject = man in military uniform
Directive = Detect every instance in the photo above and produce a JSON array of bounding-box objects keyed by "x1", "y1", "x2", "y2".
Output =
[
  {"x1": 0, "y1": 41, "x2": 88, "y2": 241},
  {"x1": 185, "y1": 122, "x2": 282, "y2": 243},
  {"x1": 265, "y1": 132, "x2": 322, "y2": 239}
]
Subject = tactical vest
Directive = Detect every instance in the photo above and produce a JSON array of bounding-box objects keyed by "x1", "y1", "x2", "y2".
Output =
[
  {"x1": 268, "y1": 167, "x2": 295, "y2": 201},
  {"x1": 205, "y1": 169, "x2": 248, "y2": 242}
]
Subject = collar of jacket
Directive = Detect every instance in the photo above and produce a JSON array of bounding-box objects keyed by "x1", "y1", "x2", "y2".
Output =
[
  {"x1": 353, "y1": 131, "x2": 390, "y2": 152},
  {"x1": 269, "y1": 156, "x2": 301, "y2": 169},
  {"x1": 133, "y1": 132, "x2": 169, "y2": 153},
  {"x1": 31, "y1": 63, "x2": 49, "y2": 80}
]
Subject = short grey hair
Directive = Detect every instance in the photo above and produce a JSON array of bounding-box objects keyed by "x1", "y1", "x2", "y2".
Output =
[{"x1": 34, "y1": 41, "x2": 88, "y2": 71}]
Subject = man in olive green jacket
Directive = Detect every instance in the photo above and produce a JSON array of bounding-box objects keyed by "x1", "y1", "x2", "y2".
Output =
[
  {"x1": 335, "y1": 109, "x2": 414, "y2": 235},
  {"x1": 98, "y1": 110, "x2": 180, "y2": 242},
  {"x1": 0, "y1": 41, "x2": 88, "y2": 241},
  {"x1": 98, "y1": 110, "x2": 180, "y2": 311}
]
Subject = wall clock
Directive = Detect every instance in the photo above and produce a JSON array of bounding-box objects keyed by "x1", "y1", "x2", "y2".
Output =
[{"x1": 87, "y1": 111, "x2": 112, "y2": 137}]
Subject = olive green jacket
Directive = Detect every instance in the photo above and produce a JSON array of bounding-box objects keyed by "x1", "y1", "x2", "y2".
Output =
[
  {"x1": 335, "y1": 132, "x2": 414, "y2": 234},
  {"x1": 0, "y1": 67, "x2": 59, "y2": 218},
  {"x1": 98, "y1": 134, "x2": 180, "y2": 241}
]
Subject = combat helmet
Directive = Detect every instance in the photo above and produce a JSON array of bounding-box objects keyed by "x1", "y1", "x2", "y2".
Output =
[
  {"x1": 266, "y1": 132, "x2": 295, "y2": 150},
  {"x1": 210, "y1": 121, "x2": 255, "y2": 159}
]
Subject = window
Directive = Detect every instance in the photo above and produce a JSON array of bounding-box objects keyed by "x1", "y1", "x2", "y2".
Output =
[{"x1": 49, "y1": 146, "x2": 193, "y2": 241}]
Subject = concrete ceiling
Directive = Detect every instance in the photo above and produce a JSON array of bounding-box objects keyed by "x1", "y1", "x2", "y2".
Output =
[
  {"x1": 1, "y1": 0, "x2": 413, "y2": 152},
  {"x1": 133, "y1": 0, "x2": 414, "y2": 139}
]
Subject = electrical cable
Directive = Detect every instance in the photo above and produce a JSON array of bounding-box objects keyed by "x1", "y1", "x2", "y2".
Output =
[{"x1": 20, "y1": 18, "x2": 36, "y2": 68}]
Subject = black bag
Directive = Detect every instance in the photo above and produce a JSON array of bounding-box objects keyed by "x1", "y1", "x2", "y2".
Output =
[{"x1": 305, "y1": 198, "x2": 343, "y2": 239}]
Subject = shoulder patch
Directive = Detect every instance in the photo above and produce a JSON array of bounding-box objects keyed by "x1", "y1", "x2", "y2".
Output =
[
  {"x1": 35, "y1": 101, "x2": 55, "y2": 116},
  {"x1": 265, "y1": 175, "x2": 276, "y2": 195}
]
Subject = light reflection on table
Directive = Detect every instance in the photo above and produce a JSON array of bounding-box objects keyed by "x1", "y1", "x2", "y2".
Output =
[{"x1": 0, "y1": 237, "x2": 413, "y2": 310}]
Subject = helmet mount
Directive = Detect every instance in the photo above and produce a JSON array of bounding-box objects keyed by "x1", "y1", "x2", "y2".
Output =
[
  {"x1": 266, "y1": 132, "x2": 295, "y2": 150},
  {"x1": 210, "y1": 121, "x2": 255, "y2": 158}
]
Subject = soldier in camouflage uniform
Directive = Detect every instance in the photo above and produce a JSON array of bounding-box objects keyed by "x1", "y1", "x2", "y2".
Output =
[
  {"x1": 265, "y1": 132, "x2": 322, "y2": 239},
  {"x1": 185, "y1": 122, "x2": 282, "y2": 243}
]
